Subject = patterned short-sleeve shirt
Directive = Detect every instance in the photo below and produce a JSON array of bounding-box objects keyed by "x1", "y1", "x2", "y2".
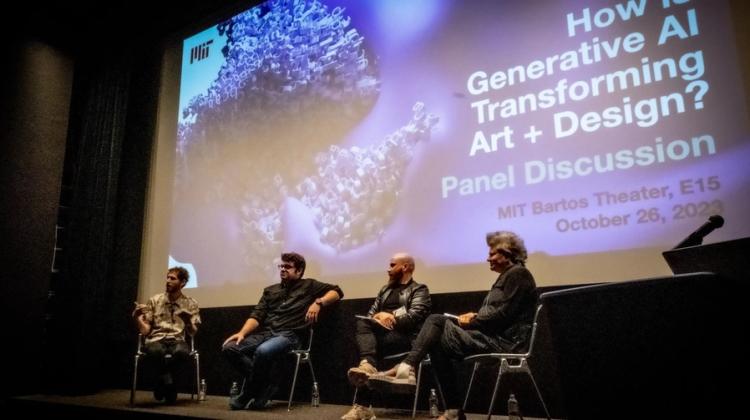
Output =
[{"x1": 143, "y1": 292, "x2": 201, "y2": 344}]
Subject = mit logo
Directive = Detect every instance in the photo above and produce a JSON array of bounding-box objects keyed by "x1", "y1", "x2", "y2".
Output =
[{"x1": 190, "y1": 40, "x2": 214, "y2": 64}]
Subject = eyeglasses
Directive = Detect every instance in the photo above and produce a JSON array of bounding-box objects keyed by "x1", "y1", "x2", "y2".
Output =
[{"x1": 277, "y1": 264, "x2": 295, "y2": 270}]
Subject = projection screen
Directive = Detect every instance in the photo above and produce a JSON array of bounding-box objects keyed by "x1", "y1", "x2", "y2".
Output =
[{"x1": 140, "y1": 0, "x2": 750, "y2": 307}]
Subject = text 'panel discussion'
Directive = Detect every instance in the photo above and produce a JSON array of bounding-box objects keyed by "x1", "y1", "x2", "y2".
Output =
[{"x1": 4, "y1": 0, "x2": 749, "y2": 419}]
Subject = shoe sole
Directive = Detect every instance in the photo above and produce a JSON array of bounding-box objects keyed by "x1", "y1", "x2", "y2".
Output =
[
  {"x1": 368, "y1": 376, "x2": 416, "y2": 395},
  {"x1": 247, "y1": 399, "x2": 273, "y2": 410},
  {"x1": 229, "y1": 396, "x2": 254, "y2": 410},
  {"x1": 341, "y1": 407, "x2": 377, "y2": 420},
  {"x1": 347, "y1": 369, "x2": 372, "y2": 387}
]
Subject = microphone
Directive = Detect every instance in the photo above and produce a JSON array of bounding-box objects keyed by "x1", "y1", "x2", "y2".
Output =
[{"x1": 673, "y1": 215, "x2": 724, "y2": 249}]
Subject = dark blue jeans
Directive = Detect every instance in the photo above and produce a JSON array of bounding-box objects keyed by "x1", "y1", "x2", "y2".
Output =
[{"x1": 222, "y1": 330, "x2": 301, "y2": 401}]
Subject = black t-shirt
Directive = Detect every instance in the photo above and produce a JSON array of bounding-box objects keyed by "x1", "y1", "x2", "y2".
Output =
[
  {"x1": 248, "y1": 278, "x2": 344, "y2": 332},
  {"x1": 382, "y1": 283, "x2": 407, "y2": 313}
]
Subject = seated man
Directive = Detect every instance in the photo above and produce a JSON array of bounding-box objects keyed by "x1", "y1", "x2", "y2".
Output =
[
  {"x1": 132, "y1": 266, "x2": 201, "y2": 404},
  {"x1": 222, "y1": 252, "x2": 343, "y2": 410},
  {"x1": 342, "y1": 253, "x2": 431, "y2": 420},
  {"x1": 369, "y1": 231, "x2": 538, "y2": 420}
]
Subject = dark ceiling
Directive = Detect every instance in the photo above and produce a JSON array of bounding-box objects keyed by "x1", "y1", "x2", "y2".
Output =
[{"x1": 5, "y1": 0, "x2": 259, "y2": 53}]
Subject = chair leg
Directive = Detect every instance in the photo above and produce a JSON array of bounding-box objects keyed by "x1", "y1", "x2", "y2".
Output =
[
  {"x1": 411, "y1": 361, "x2": 425, "y2": 419},
  {"x1": 307, "y1": 357, "x2": 318, "y2": 407},
  {"x1": 288, "y1": 354, "x2": 302, "y2": 411},
  {"x1": 307, "y1": 357, "x2": 317, "y2": 384},
  {"x1": 486, "y1": 364, "x2": 505, "y2": 420},
  {"x1": 462, "y1": 362, "x2": 479, "y2": 411},
  {"x1": 193, "y1": 353, "x2": 200, "y2": 400},
  {"x1": 430, "y1": 365, "x2": 447, "y2": 411},
  {"x1": 130, "y1": 355, "x2": 140, "y2": 405},
  {"x1": 528, "y1": 371, "x2": 551, "y2": 420}
]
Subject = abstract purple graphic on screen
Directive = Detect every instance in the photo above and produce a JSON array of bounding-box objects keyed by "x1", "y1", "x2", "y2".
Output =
[{"x1": 172, "y1": 0, "x2": 750, "y2": 286}]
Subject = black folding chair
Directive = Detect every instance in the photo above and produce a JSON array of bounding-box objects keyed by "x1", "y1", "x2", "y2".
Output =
[
  {"x1": 130, "y1": 334, "x2": 200, "y2": 404},
  {"x1": 461, "y1": 304, "x2": 550, "y2": 420}
]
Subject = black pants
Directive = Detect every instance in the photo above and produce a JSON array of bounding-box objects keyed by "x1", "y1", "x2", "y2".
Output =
[
  {"x1": 355, "y1": 318, "x2": 413, "y2": 367},
  {"x1": 143, "y1": 338, "x2": 190, "y2": 386},
  {"x1": 355, "y1": 318, "x2": 414, "y2": 402},
  {"x1": 403, "y1": 314, "x2": 478, "y2": 409}
]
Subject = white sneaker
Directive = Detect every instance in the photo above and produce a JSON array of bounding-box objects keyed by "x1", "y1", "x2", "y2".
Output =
[
  {"x1": 368, "y1": 362, "x2": 416, "y2": 394},
  {"x1": 341, "y1": 404, "x2": 376, "y2": 420},
  {"x1": 395, "y1": 362, "x2": 414, "y2": 381}
]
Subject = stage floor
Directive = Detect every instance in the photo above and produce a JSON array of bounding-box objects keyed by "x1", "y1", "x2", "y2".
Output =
[{"x1": 10, "y1": 389, "x2": 556, "y2": 419}]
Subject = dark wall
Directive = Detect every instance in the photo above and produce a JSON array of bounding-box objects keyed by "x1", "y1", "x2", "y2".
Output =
[{"x1": 1, "y1": 40, "x2": 74, "y2": 398}]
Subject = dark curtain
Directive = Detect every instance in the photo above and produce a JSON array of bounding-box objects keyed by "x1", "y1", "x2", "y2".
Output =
[{"x1": 46, "y1": 43, "x2": 161, "y2": 394}]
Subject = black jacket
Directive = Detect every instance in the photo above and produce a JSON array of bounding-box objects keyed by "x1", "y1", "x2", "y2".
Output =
[
  {"x1": 366, "y1": 279, "x2": 431, "y2": 332},
  {"x1": 468, "y1": 263, "x2": 538, "y2": 350},
  {"x1": 439, "y1": 264, "x2": 538, "y2": 356}
]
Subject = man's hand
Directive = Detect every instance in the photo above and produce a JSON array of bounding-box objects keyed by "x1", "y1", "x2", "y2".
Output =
[
  {"x1": 132, "y1": 302, "x2": 152, "y2": 336},
  {"x1": 372, "y1": 312, "x2": 396, "y2": 330},
  {"x1": 223, "y1": 333, "x2": 245, "y2": 346},
  {"x1": 305, "y1": 302, "x2": 321, "y2": 323},
  {"x1": 458, "y1": 312, "x2": 477, "y2": 328},
  {"x1": 132, "y1": 302, "x2": 148, "y2": 318},
  {"x1": 176, "y1": 310, "x2": 192, "y2": 324}
]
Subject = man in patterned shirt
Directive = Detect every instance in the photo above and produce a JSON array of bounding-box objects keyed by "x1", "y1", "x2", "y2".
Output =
[{"x1": 133, "y1": 266, "x2": 201, "y2": 403}]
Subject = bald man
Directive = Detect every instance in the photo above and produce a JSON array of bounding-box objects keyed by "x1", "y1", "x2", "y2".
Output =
[{"x1": 342, "y1": 253, "x2": 431, "y2": 420}]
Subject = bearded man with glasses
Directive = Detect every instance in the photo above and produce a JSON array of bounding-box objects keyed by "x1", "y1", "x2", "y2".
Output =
[{"x1": 222, "y1": 252, "x2": 343, "y2": 410}]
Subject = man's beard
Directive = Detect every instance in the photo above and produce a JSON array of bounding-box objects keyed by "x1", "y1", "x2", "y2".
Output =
[{"x1": 387, "y1": 272, "x2": 402, "y2": 286}]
